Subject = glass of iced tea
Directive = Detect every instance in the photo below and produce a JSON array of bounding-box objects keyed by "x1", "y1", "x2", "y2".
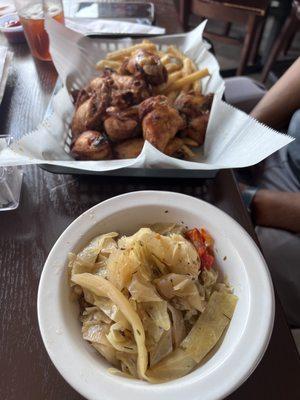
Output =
[{"x1": 14, "y1": 0, "x2": 64, "y2": 61}]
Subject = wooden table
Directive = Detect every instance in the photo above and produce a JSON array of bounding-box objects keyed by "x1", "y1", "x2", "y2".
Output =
[{"x1": 1, "y1": 1, "x2": 300, "y2": 399}]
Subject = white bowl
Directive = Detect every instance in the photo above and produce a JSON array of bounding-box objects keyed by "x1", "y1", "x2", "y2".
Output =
[{"x1": 38, "y1": 191, "x2": 274, "y2": 400}]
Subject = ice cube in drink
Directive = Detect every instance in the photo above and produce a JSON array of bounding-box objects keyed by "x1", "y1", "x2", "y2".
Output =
[{"x1": 19, "y1": 3, "x2": 64, "y2": 61}]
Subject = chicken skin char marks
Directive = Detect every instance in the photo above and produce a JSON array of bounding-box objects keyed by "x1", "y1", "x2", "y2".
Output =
[
  {"x1": 121, "y1": 49, "x2": 168, "y2": 86},
  {"x1": 71, "y1": 131, "x2": 112, "y2": 160},
  {"x1": 138, "y1": 95, "x2": 185, "y2": 152},
  {"x1": 104, "y1": 107, "x2": 141, "y2": 142},
  {"x1": 174, "y1": 93, "x2": 213, "y2": 145}
]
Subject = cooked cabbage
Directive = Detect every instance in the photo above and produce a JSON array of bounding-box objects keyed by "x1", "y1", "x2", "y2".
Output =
[
  {"x1": 70, "y1": 226, "x2": 238, "y2": 383},
  {"x1": 128, "y1": 273, "x2": 162, "y2": 302},
  {"x1": 72, "y1": 273, "x2": 148, "y2": 380}
]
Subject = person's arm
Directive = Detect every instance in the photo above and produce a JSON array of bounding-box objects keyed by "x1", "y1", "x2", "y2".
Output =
[
  {"x1": 251, "y1": 57, "x2": 300, "y2": 129},
  {"x1": 252, "y1": 189, "x2": 300, "y2": 233}
]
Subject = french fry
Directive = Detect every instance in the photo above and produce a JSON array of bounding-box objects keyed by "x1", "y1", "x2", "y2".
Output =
[
  {"x1": 182, "y1": 145, "x2": 196, "y2": 159},
  {"x1": 106, "y1": 43, "x2": 157, "y2": 60},
  {"x1": 165, "y1": 62, "x2": 182, "y2": 73},
  {"x1": 190, "y1": 59, "x2": 202, "y2": 94},
  {"x1": 182, "y1": 58, "x2": 193, "y2": 93},
  {"x1": 166, "y1": 68, "x2": 209, "y2": 93},
  {"x1": 182, "y1": 137, "x2": 199, "y2": 147},
  {"x1": 96, "y1": 60, "x2": 121, "y2": 71},
  {"x1": 157, "y1": 70, "x2": 183, "y2": 93},
  {"x1": 167, "y1": 70, "x2": 183, "y2": 86},
  {"x1": 167, "y1": 45, "x2": 185, "y2": 60}
]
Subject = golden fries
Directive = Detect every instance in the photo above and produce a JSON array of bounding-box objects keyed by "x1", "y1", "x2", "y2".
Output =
[
  {"x1": 167, "y1": 45, "x2": 185, "y2": 60},
  {"x1": 182, "y1": 145, "x2": 196, "y2": 158},
  {"x1": 106, "y1": 43, "x2": 157, "y2": 60},
  {"x1": 182, "y1": 137, "x2": 199, "y2": 147},
  {"x1": 167, "y1": 70, "x2": 183, "y2": 85},
  {"x1": 182, "y1": 58, "x2": 193, "y2": 92},
  {"x1": 166, "y1": 68, "x2": 210, "y2": 93},
  {"x1": 155, "y1": 71, "x2": 182, "y2": 94},
  {"x1": 165, "y1": 62, "x2": 182, "y2": 73}
]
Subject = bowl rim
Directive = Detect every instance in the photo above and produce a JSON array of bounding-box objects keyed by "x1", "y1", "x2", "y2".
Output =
[{"x1": 38, "y1": 190, "x2": 275, "y2": 400}]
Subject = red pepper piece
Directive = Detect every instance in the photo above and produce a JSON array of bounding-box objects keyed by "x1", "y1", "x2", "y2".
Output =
[{"x1": 186, "y1": 228, "x2": 215, "y2": 270}]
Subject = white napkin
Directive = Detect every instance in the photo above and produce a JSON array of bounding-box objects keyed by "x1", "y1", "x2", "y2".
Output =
[{"x1": 65, "y1": 17, "x2": 165, "y2": 35}]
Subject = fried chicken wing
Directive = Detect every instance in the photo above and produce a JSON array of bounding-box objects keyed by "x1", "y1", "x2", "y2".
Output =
[
  {"x1": 184, "y1": 113, "x2": 210, "y2": 145},
  {"x1": 88, "y1": 71, "x2": 150, "y2": 109},
  {"x1": 114, "y1": 138, "x2": 144, "y2": 159},
  {"x1": 104, "y1": 107, "x2": 141, "y2": 142},
  {"x1": 71, "y1": 96, "x2": 103, "y2": 139},
  {"x1": 111, "y1": 76, "x2": 150, "y2": 108},
  {"x1": 139, "y1": 95, "x2": 184, "y2": 152},
  {"x1": 71, "y1": 131, "x2": 112, "y2": 160},
  {"x1": 121, "y1": 49, "x2": 168, "y2": 86},
  {"x1": 71, "y1": 70, "x2": 150, "y2": 140},
  {"x1": 164, "y1": 137, "x2": 185, "y2": 158},
  {"x1": 174, "y1": 93, "x2": 213, "y2": 145}
]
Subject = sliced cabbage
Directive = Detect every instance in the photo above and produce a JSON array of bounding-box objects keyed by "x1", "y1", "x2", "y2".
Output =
[
  {"x1": 92, "y1": 342, "x2": 119, "y2": 367},
  {"x1": 68, "y1": 233, "x2": 118, "y2": 278},
  {"x1": 148, "y1": 292, "x2": 237, "y2": 381},
  {"x1": 180, "y1": 291, "x2": 238, "y2": 363},
  {"x1": 78, "y1": 232, "x2": 118, "y2": 265},
  {"x1": 171, "y1": 297, "x2": 194, "y2": 311},
  {"x1": 81, "y1": 306, "x2": 111, "y2": 325},
  {"x1": 117, "y1": 352, "x2": 138, "y2": 378},
  {"x1": 168, "y1": 304, "x2": 186, "y2": 348},
  {"x1": 71, "y1": 226, "x2": 238, "y2": 383},
  {"x1": 147, "y1": 348, "x2": 197, "y2": 382},
  {"x1": 118, "y1": 228, "x2": 200, "y2": 277},
  {"x1": 143, "y1": 301, "x2": 170, "y2": 330},
  {"x1": 92, "y1": 297, "x2": 131, "y2": 330},
  {"x1": 72, "y1": 273, "x2": 148, "y2": 380},
  {"x1": 68, "y1": 252, "x2": 98, "y2": 277},
  {"x1": 149, "y1": 327, "x2": 173, "y2": 367},
  {"x1": 201, "y1": 268, "x2": 218, "y2": 286},
  {"x1": 128, "y1": 273, "x2": 162, "y2": 302},
  {"x1": 137, "y1": 303, "x2": 164, "y2": 350},
  {"x1": 107, "y1": 248, "x2": 139, "y2": 291},
  {"x1": 106, "y1": 323, "x2": 137, "y2": 354},
  {"x1": 82, "y1": 322, "x2": 110, "y2": 344}
]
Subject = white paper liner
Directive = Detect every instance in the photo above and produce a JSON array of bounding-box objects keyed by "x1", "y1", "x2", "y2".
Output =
[{"x1": 0, "y1": 19, "x2": 293, "y2": 171}]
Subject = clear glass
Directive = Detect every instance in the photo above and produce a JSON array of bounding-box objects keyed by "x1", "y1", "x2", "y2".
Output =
[
  {"x1": 0, "y1": 137, "x2": 23, "y2": 211},
  {"x1": 13, "y1": 0, "x2": 64, "y2": 61},
  {"x1": 0, "y1": 166, "x2": 23, "y2": 211}
]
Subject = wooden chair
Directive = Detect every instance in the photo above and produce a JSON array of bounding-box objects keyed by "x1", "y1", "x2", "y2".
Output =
[
  {"x1": 179, "y1": 0, "x2": 269, "y2": 75},
  {"x1": 261, "y1": 0, "x2": 300, "y2": 82}
]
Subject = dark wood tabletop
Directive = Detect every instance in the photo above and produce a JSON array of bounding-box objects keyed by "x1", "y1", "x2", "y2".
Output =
[{"x1": 1, "y1": 1, "x2": 300, "y2": 399}]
